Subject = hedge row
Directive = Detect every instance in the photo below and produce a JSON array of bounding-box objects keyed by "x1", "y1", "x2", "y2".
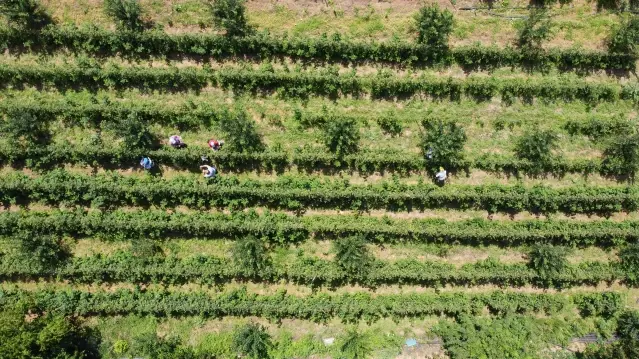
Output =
[
  {"x1": 2, "y1": 209, "x2": 639, "y2": 247},
  {"x1": 0, "y1": 62, "x2": 636, "y2": 103},
  {"x1": 0, "y1": 25, "x2": 633, "y2": 72},
  {"x1": 0, "y1": 143, "x2": 605, "y2": 177},
  {"x1": 0, "y1": 287, "x2": 624, "y2": 322},
  {"x1": 0, "y1": 253, "x2": 622, "y2": 288},
  {"x1": 0, "y1": 170, "x2": 636, "y2": 214}
]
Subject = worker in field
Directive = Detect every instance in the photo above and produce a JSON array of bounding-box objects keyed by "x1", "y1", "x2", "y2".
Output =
[
  {"x1": 208, "y1": 138, "x2": 224, "y2": 151},
  {"x1": 140, "y1": 157, "x2": 154, "y2": 170},
  {"x1": 169, "y1": 135, "x2": 186, "y2": 149},
  {"x1": 435, "y1": 166, "x2": 447, "y2": 185},
  {"x1": 200, "y1": 164, "x2": 217, "y2": 179}
]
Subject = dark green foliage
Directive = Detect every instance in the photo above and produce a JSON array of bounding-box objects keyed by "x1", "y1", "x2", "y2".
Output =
[
  {"x1": 420, "y1": 117, "x2": 466, "y2": 171},
  {"x1": 376, "y1": 112, "x2": 403, "y2": 137},
  {"x1": 618, "y1": 243, "x2": 639, "y2": 286},
  {"x1": 514, "y1": 129, "x2": 558, "y2": 168},
  {"x1": 0, "y1": 308, "x2": 100, "y2": 359},
  {"x1": 104, "y1": 0, "x2": 145, "y2": 31},
  {"x1": 218, "y1": 110, "x2": 265, "y2": 153},
  {"x1": 0, "y1": 110, "x2": 51, "y2": 145},
  {"x1": 206, "y1": 0, "x2": 253, "y2": 37},
  {"x1": 15, "y1": 233, "x2": 70, "y2": 268},
  {"x1": 517, "y1": 9, "x2": 553, "y2": 50},
  {"x1": 434, "y1": 315, "x2": 573, "y2": 359},
  {"x1": 0, "y1": 0, "x2": 52, "y2": 29},
  {"x1": 608, "y1": 17, "x2": 639, "y2": 55},
  {"x1": 574, "y1": 292, "x2": 623, "y2": 319},
  {"x1": 333, "y1": 236, "x2": 371, "y2": 276},
  {"x1": 601, "y1": 133, "x2": 639, "y2": 178},
  {"x1": 528, "y1": 244, "x2": 569, "y2": 286},
  {"x1": 130, "y1": 333, "x2": 198, "y2": 359},
  {"x1": 322, "y1": 118, "x2": 360, "y2": 157},
  {"x1": 232, "y1": 235, "x2": 271, "y2": 277},
  {"x1": 414, "y1": 5, "x2": 454, "y2": 54},
  {"x1": 618, "y1": 311, "x2": 639, "y2": 341},
  {"x1": 131, "y1": 239, "x2": 164, "y2": 258},
  {"x1": 579, "y1": 311, "x2": 639, "y2": 359},
  {"x1": 232, "y1": 323, "x2": 272, "y2": 359},
  {"x1": 564, "y1": 116, "x2": 633, "y2": 138},
  {"x1": 101, "y1": 112, "x2": 158, "y2": 151},
  {"x1": 338, "y1": 328, "x2": 373, "y2": 359}
]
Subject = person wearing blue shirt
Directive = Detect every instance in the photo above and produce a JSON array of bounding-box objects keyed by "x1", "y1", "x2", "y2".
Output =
[{"x1": 140, "y1": 157, "x2": 154, "y2": 170}]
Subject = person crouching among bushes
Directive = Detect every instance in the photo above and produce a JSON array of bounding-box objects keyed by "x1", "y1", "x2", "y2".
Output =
[
  {"x1": 200, "y1": 164, "x2": 217, "y2": 179},
  {"x1": 208, "y1": 138, "x2": 224, "y2": 151},
  {"x1": 169, "y1": 135, "x2": 187, "y2": 149},
  {"x1": 140, "y1": 157, "x2": 154, "y2": 170}
]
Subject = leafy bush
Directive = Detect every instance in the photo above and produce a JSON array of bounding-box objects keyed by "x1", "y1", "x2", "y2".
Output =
[
  {"x1": 130, "y1": 333, "x2": 198, "y2": 359},
  {"x1": 14, "y1": 233, "x2": 70, "y2": 268},
  {"x1": 322, "y1": 118, "x2": 360, "y2": 157},
  {"x1": 377, "y1": 112, "x2": 403, "y2": 137},
  {"x1": 618, "y1": 311, "x2": 639, "y2": 341},
  {"x1": 434, "y1": 315, "x2": 573, "y2": 359},
  {"x1": 338, "y1": 328, "x2": 373, "y2": 359},
  {"x1": 131, "y1": 239, "x2": 163, "y2": 258},
  {"x1": 514, "y1": 129, "x2": 558, "y2": 168},
  {"x1": 104, "y1": 0, "x2": 145, "y2": 31},
  {"x1": 0, "y1": 110, "x2": 51, "y2": 146},
  {"x1": 420, "y1": 116, "x2": 466, "y2": 171},
  {"x1": 0, "y1": 308, "x2": 100, "y2": 359},
  {"x1": 232, "y1": 323, "x2": 272, "y2": 359},
  {"x1": 517, "y1": 9, "x2": 554, "y2": 50},
  {"x1": 414, "y1": 5, "x2": 453, "y2": 54},
  {"x1": 232, "y1": 235, "x2": 271, "y2": 277},
  {"x1": 601, "y1": 133, "x2": 639, "y2": 178},
  {"x1": 333, "y1": 236, "x2": 371, "y2": 277},
  {"x1": 206, "y1": 0, "x2": 253, "y2": 37},
  {"x1": 619, "y1": 243, "x2": 639, "y2": 286},
  {"x1": 101, "y1": 112, "x2": 158, "y2": 151},
  {"x1": 528, "y1": 244, "x2": 569, "y2": 286},
  {"x1": 0, "y1": 0, "x2": 52, "y2": 29},
  {"x1": 218, "y1": 110, "x2": 265, "y2": 153},
  {"x1": 608, "y1": 16, "x2": 639, "y2": 55}
]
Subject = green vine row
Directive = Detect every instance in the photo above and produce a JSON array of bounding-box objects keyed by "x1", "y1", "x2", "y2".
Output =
[
  {"x1": 1, "y1": 209, "x2": 638, "y2": 247},
  {"x1": 0, "y1": 25, "x2": 633, "y2": 72},
  {"x1": 0, "y1": 62, "x2": 636, "y2": 103},
  {"x1": 0, "y1": 170, "x2": 636, "y2": 214},
  {"x1": 0, "y1": 287, "x2": 624, "y2": 322}
]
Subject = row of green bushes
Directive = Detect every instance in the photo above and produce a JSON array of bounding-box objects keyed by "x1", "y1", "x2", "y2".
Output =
[
  {"x1": 0, "y1": 25, "x2": 633, "y2": 72},
  {"x1": 0, "y1": 251, "x2": 623, "y2": 288},
  {"x1": 0, "y1": 62, "x2": 636, "y2": 103},
  {"x1": 1, "y1": 169, "x2": 637, "y2": 214},
  {"x1": 0, "y1": 287, "x2": 624, "y2": 321},
  {"x1": 0, "y1": 142, "x2": 607, "y2": 177},
  {"x1": 2, "y1": 208, "x2": 639, "y2": 247}
]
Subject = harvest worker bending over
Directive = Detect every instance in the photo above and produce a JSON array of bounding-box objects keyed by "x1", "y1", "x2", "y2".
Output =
[
  {"x1": 140, "y1": 157, "x2": 154, "y2": 170},
  {"x1": 200, "y1": 165, "x2": 217, "y2": 179},
  {"x1": 435, "y1": 167, "x2": 447, "y2": 184},
  {"x1": 169, "y1": 135, "x2": 186, "y2": 149},
  {"x1": 208, "y1": 139, "x2": 224, "y2": 151}
]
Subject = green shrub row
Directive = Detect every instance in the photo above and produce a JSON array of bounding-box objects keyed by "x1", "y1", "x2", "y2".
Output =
[
  {"x1": 0, "y1": 143, "x2": 606, "y2": 177},
  {"x1": 2, "y1": 209, "x2": 639, "y2": 247},
  {"x1": 0, "y1": 25, "x2": 633, "y2": 72},
  {"x1": 0, "y1": 252, "x2": 622, "y2": 288},
  {"x1": 0, "y1": 62, "x2": 636, "y2": 103},
  {"x1": 0, "y1": 169, "x2": 636, "y2": 214},
  {"x1": 0, "y1": 287, "x2": 624, "y2": 322}
]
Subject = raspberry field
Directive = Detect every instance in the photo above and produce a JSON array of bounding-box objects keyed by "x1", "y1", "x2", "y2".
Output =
[{"x1": 0, "y1": 0, "x2": 638, "y2": 358}]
